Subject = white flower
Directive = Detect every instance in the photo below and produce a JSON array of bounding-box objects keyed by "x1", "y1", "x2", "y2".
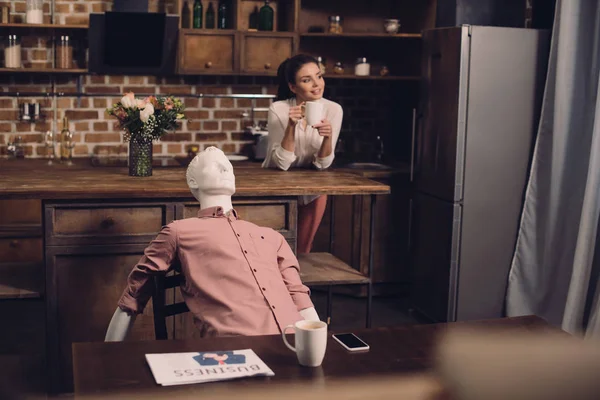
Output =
[
  {"x1": 136, "y1": 99, "x2": 147, "y2": 108},
  {"x1": 121, "y1": 92, "x2": 137, "y2": 109},
  {"x1": 140, "y1": 103, "x2": 155, "y2": 123}
]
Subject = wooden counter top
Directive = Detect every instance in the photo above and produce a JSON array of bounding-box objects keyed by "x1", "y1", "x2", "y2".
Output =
[{"x1": 0, "y1": 159, "x2": 390, "y2": 199}]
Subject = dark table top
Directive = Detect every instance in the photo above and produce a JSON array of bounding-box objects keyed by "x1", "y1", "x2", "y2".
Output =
[{"x1": 73, "y1": 316, "x2": 554, "y2": 397}]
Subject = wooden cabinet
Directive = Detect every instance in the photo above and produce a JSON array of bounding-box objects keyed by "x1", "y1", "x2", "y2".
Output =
[
  {"x1": 178, "y1": 30, "x2": 239, "y2": 74},
  {"x1": 177, "y1": 29, "x2": 297, "y2": 76},
  {"x1": 240, "y1": 32, "x2": 297, "y2": 73},
  {"x1": 44, "y1": 201, "x2": 176, "y2": 393}
]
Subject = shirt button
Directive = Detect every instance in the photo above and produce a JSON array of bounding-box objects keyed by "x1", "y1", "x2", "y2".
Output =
[
  {"x1": 261, "y1": 236, "x2": 264, "y2": 239},
  {"x1": 237, "y1": 233, "x2": 240, "y2": 237},
  {"x1": 262, "y1": 287, "x2": 266, "y2": 291},
  {"x1": 244, "y1": 250, "x2": 248, "y2": 254},
  {"x1": 253, "y1": 269, "x2": 257, "y2": 272},
  {"x1": 271, "y1": 305, "x2": 276, "y2": 309}
]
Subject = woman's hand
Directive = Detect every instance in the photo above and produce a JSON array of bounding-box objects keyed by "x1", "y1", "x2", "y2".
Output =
[
  {"x1": 288, "y1": 102, "x2": 305, "y2": 126},
  {"x1": 313, "y1": 119, "x2": 332, "y2": 139}
]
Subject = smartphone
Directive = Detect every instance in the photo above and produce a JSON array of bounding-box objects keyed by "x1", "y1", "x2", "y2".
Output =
[{"x1": 332, "y1": 333, "x2": 370, "y2": 352}]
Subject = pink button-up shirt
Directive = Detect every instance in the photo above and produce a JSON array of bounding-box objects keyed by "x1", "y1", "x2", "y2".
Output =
[{"x1": 117, "y1": 206, "x2": 313, "y2": 337}]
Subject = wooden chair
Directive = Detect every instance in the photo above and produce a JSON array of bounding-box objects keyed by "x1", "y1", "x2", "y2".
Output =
[{"x1": 152, "y1": 267, "x2": 189, "y2": 340}]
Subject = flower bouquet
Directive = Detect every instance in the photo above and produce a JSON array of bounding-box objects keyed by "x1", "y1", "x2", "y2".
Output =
[{"x1": 107, "y1": 92, "x2": 185, "y2": 176}]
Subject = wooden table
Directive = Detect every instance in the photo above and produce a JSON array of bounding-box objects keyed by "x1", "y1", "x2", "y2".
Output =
[{"x1": 73, "y1": 316, "x2": 553, "y2": 397}]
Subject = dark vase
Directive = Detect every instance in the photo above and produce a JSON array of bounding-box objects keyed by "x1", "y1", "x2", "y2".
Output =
[{"x1": 129, "y1": 138, "x2": 153, "y2": 177}]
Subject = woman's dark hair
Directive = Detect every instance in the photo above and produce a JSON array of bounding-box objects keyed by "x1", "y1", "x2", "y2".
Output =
[{"x1": 275, "y1": 54, "x2": 320, "y2": 101}]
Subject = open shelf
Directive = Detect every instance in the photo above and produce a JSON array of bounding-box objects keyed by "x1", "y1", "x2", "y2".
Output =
[
  {"x1": 301, "y1": 32, "x2": 422, "y2": 38},
  {"x1": 0, "y1": 23, "x2": 88, "y2": 29},
  {"x1": 0, "y1": 68, "x2": 88, "y2": 74},
  {"x1": 0, "y1": 262, "x2": 43, "y2": 300},
  {"x1": 326, "y1": 74, "x2": 420, "y2": 81}
]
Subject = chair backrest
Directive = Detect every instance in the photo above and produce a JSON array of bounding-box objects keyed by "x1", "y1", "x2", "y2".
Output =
[{"x1": 152, "y1": 265, "x2": 190, "y2": 340}]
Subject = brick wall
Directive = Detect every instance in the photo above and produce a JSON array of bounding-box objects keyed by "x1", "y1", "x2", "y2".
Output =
[{"x1": 0, "y1": 0, "x2": 409, "y2": 160}]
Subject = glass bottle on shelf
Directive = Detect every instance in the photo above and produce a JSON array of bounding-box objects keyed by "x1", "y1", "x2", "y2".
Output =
[
  {"x1": 60, "y1": 116, "x2": 72, "y2": 163},
  {"x1": 249, "y1": 6, "x2": 259, "y2": 30},
  {"x1": 181, "y1": 1, "x2": 191, "y2": 28},
  {"x1": 193, "y1": 0, "x2": 203, "y2": 29},
  {"x1": 5, "y1": 35, "x2": 21, "y2": 69},
  {"x1": 217, "y1": 0, "x2": 229, "y2": 29},
  {"x1": 26, "y1": 0, "x2": 43, "y2": 24},
  {"x1": 258, "y1": 0, "x2": 274, "y2": 31},
  {"x1": 205, "y1": 2, "x2": 215, "y2": 29},
  {"x1": 56, "y1": 35, "x2": 73, "y2": 69}
]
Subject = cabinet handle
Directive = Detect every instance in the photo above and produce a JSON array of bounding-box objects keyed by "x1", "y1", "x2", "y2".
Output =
[
  {"x1": 9, "y1": 240, "x2": 19, "y2": 248},
  {"x1": 100, "y1": 217, "x2": 115, "y2": 229},
  {"x1": 205, "y1": 61, "x2": 212, "y2": 68},
  {"x1": 264, "y1": 63, "x2": 271, "y2": 70},
  {"x1": 410, "y1": 108, "x2": 416, "y2": 182},
  {"x1": 407, "y1": 199, "x2": 413, "y2": 250}
]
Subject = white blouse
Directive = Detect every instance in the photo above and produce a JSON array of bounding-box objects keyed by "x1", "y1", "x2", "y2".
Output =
[{"x1": 262, "y1": 97, "x2": 343, "y2": 172}]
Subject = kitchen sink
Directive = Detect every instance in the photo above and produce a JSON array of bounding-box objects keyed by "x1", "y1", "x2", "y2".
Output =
[{"x1": 343, "y1": 162, "x2": 392, "y2": 170}]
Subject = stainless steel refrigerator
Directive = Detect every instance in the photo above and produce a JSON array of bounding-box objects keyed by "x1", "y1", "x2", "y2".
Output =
[{"x1": 410, "y1": 25, "x2": 550, "y2": 322}]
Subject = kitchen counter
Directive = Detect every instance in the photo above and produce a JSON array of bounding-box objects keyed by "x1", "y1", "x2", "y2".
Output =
[{"x1": 0, "y1": 158, "x2": 390, "y2": 199}]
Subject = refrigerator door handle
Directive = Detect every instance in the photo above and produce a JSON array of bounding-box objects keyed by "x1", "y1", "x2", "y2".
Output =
[
  {"x1": 407, "y1": 198, "x2": 413, "y2": 250},
  {"x1": 410, "y1": 108, "x2": 417, "y2": 182}
]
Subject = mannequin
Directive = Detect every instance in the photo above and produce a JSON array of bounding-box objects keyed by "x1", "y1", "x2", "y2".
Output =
[{"x1": 106, "y1": 147, "x2": 319, "y2": 341}]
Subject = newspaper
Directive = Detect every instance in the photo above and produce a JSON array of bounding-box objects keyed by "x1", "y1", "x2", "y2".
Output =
[{"x1": 145, "y1": 349, "x2": 274, "y2": 386}]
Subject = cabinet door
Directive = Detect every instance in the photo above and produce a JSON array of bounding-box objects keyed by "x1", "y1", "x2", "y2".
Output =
[
  {"x1": 45, "y1": 245, "x2": 168, "y2": 393},
  {"x1": 241, "y1": 33, "x2": 296, "y2": 74},
  {"x1": 178, "y1": 29, "x2": 239, "y2": 74}
]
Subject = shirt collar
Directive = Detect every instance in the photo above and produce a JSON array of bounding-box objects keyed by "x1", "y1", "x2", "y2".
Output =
[{"x1": 197, "y1": 206, "x2": 238, "y2": 219}]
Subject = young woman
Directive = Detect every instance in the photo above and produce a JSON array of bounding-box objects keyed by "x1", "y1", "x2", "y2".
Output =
[{"x1": 262, "y1": 54, "x2": 343, "y2": 254}]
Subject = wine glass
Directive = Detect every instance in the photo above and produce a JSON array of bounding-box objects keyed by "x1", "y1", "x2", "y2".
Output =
[
  {"x1": 64, "y1": 130, "x2": 76, "y2": 166},
  {"x1": 44, "y1": 130, "x2": 55, "y2": 165}
]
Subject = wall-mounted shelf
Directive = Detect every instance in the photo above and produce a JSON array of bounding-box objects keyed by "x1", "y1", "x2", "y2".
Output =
[
  {"x1": 0, "y1": 23, "x2": 88, "y2": 30},
  {"x1": 300, "y1": 32, "x2": 422, "y2": 38},
  {"x1": 0, "y1": 68, "x2": 88, "y2": 74},
  {"x1": 326, "y1": 75, "x2": 420, "y2": 81}
]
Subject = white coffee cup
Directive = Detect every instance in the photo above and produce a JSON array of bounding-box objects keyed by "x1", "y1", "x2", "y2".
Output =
[
  {"x1": 302, "y1": 101, "x2": 324, "y2": 127},
  {"x1": 282, "y1": 320, "x2": 328, "y2": 367}
]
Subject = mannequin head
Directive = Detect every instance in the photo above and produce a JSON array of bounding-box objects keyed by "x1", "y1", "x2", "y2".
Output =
[{"x1": 186, "y1": 147, "x2": 235, "y2": 208}]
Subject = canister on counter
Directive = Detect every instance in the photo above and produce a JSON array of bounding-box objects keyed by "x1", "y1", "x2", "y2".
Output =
[
  {"x1": 328, "y1": 16, "x2": 342, "y2": 34},
  {"x1": 354, "y1": 57, "x2": 370, "y2": 76}
]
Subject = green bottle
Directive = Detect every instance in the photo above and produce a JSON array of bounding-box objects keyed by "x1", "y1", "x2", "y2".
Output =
[
  {"x1": 217, "y1": 0, "x2": 228, "y2": 29},
  {"x1": 258, "y1": 0, "x2": 274, "y2": 31},
  {"x1": 205, "y1": 2, "x2": 215, "y2": 29},
  {"x1": 193, "y1": 0, "x2": 203, "y2": 29}
]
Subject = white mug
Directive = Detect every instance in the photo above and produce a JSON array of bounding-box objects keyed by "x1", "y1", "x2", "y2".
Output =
[
  {"x1": 282, "y1": 320, "x2": 328, "y2": 367},
  {"x1": 302, "y1": 101, "x2": 324, "y2": 127}
]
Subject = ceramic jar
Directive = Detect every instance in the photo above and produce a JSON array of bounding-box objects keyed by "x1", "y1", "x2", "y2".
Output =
[{"x1": 384, "y1": 19, "x2": 400, "y2": 34}]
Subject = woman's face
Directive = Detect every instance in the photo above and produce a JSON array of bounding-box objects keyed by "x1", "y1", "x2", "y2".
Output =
[{"x1": 289, "y1": 62, "x2": 325, "y2": 102}]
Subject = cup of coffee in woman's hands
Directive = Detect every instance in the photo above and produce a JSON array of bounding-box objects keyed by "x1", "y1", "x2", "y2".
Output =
[{"x1": 302, "y1": 101, "x2": 324, "y2": 127}]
